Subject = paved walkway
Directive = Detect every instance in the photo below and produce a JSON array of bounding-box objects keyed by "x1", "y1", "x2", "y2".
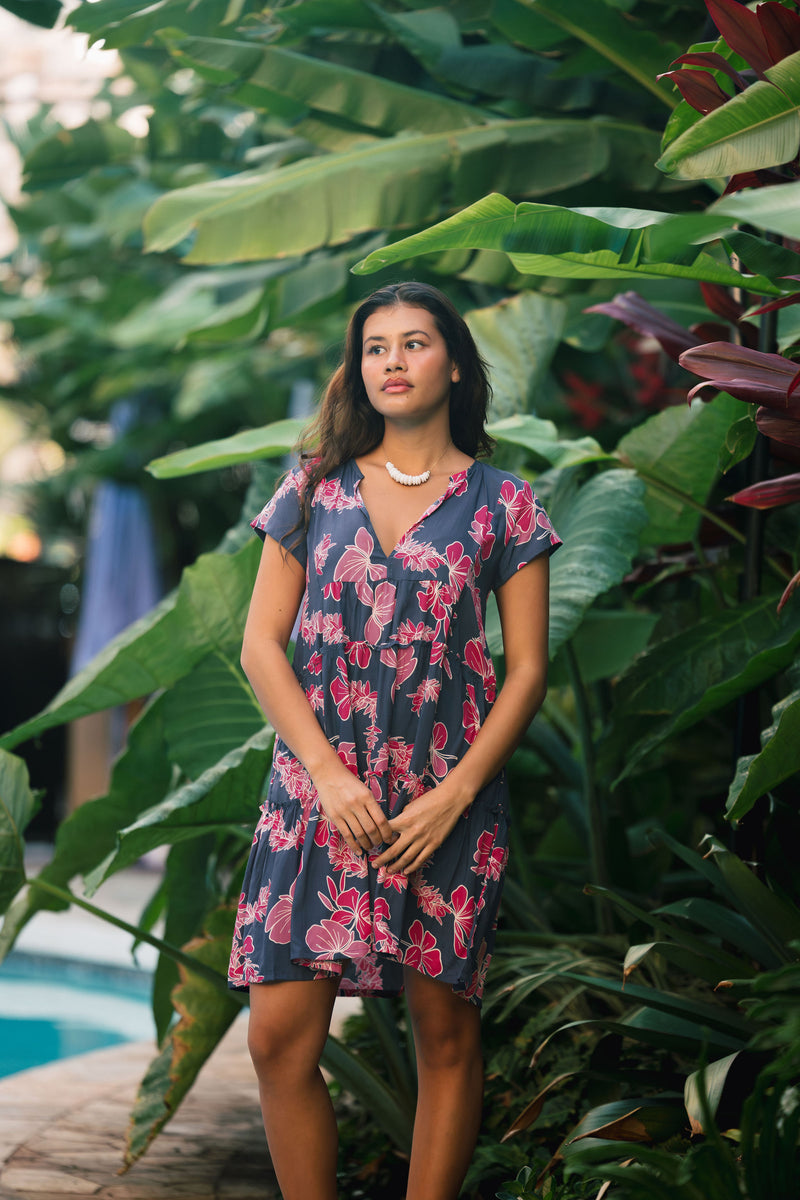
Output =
[{"x1": 0, "y1": 1016, "x2": 279, "y2": 1199}]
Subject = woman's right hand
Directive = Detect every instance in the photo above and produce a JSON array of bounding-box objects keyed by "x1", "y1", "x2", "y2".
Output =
[{"x1": 312, "y1": 763, "x2": 394, "y2": 857}]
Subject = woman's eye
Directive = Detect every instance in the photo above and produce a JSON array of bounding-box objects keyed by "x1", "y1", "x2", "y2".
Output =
[{"x1": 365, "y1": 345, "x2": 384, "y2": 355}]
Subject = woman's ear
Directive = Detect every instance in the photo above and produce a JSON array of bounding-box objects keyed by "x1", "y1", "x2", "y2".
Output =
[{"x1": 451, "y1": 363, "x2": 461, "y2": 383}]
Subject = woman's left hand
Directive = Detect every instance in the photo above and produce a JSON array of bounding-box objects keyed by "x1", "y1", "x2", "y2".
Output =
[{"x1": 372, "y1": 785, "x2": 470, "y2": 877}]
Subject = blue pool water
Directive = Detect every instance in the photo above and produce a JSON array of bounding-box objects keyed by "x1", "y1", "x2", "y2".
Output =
[{"x1": 0, "y1": 953, "x2": 155, "y2": 1079}]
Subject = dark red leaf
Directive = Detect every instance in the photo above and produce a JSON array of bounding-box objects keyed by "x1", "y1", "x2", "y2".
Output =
[
  {"x1": 757, "y1": 406, "x2": 800, "y2": 446},
  {"x1": 790, "y1": 366, "x2": 800, "y2": 398},
  {"x1": 706, "y1": 0, "x2": 774, "y2": 74},
  {"x1": 669, "y1": 51, "x2": 747, "y2": 90},
  {"x1": 700, "y1": 282, "x2": 744, "y2": 323},
  {"x1": 585, "y1": 291, "x2": 700, "y2": 361},
  {"x1": 748, "y1": 292, "x2": 800, "y2": 316},
  {"x1": 758, "y1": 2, "x2": 800, "y2": 64},
  {"x1": 778, "y1": 567, "x2": 800, "y2": 614},
  {"x1": 657, "y1": 68, "x2": 731, "y2": 114},
  {"x1": 726, "y1": 471, "x2": 800, "y2": 508},
  {"x1": 679, "y1": 341, "x2": 800, "y2": 403},
  {"x1": 690, "y1": 319, "x2": 758, "y2": 349}
]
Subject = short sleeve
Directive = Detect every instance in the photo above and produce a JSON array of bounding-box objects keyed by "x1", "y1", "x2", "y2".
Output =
[
  {"x1": 251, "y1": 467, "x2": 308, "y2": 569},
  {"x1": 491, "y1": 478, "x2": 561, "y2": 589}
]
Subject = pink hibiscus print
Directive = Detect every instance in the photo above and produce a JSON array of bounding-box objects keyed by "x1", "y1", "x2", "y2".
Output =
[
  {"x1": 451, "y1": 885, "x2": 476, "y2": 959},
  {"x1": 333, "y1": 527, "x2": 387, "y2": 604},
  {"x1": 445, "y1": 541, "x2": 471, "y2": 597},
  {"x1": 365, "y1": 580, "x2": 397, "y2": 644},
  {"x1": 462, "y1": 684, "x2": 481, "y2": 745},
  {"x1": 464, "y1": 637, "x2": 497, "y2": 703},
  {"x1": 429, "y1": 721, "x2": 455, "y2": 778},
  {"x1": 323, "y1": 581, "x2": 343, "y2": 601},
  {"x1": 411, "y1": 877, "x2": 449, "y2": 924},
  {"x1": 346, "y1": 640, "x2": 372, "y2": 669},
  {"x1": 417, "y1": 579, "x2": 452, "y2": 622},
  {"x1": 394, "y1": 533, "x2": 446, "y2": 571},
  {"x1": 471, "y1": 830, "x2": 507, "y2": 882},
  {"x1": 306, "y1": 918, "x2": 370, "y2": 959},
  {"x1": 404, "y1": 920, "x2": 443, "y2": 976},
  {"x1": 379, "y1": 644, "x2": 417, "y2": 700},
  {"x1": 499, "y1": 480, "x2": 536, "y2": 546},
  {"x1": 314, "y1": 532, "x2": 335, "y2": 574},
  {"x1": 265, "y1": 881, "x2": 297, "y2": 944}
]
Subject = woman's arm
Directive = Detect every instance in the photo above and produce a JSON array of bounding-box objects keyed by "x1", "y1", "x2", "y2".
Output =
[
  {"x1": 242, "y1": 534, "x2": 394, "y2": 856},
  {"x1": 373, "y1": 553, "x2": 550, "y2": 876}
]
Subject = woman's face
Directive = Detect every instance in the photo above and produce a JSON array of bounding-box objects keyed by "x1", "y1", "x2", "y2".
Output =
[{"x1": 360, "y1": 304, "x2": 460, "y2": 427}]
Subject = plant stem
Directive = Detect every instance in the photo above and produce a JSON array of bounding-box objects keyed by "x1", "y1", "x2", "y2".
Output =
[
  {"x1": 27, "y1": 877, "x2": 240, "y2": 1000},
  {"x1": 564, "y1": 643, "x2": 612, "y2": 935}
]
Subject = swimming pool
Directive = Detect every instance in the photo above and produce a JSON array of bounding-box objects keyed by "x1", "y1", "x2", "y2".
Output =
[{"x1": 0, "y1": 952, "x2": 155, "y2": 1078}]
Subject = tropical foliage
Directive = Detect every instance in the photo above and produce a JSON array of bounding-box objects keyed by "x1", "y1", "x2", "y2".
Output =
[{"x1": 1, "y1": 0, "x2": 799, "y2": 1195}]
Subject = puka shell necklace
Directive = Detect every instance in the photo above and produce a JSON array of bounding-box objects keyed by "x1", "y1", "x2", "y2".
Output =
[{"x1": 385, "y1": 441, "x2": 452, "y2": 486}]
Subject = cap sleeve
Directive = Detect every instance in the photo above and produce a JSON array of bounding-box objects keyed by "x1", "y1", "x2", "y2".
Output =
[
  {"x1": 251, "y1": 467, "x2": 307, "y2": 569},
  {"x1": 491, "y1": 478, "x2": 561, "y2": 589}
]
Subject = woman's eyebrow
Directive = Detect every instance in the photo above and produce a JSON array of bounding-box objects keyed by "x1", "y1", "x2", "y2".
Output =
[{"x1": 364, "y1": 329, "x2": 430, "y2": 344}]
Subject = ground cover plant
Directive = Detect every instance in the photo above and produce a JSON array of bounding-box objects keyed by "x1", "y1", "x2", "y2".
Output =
[{"x1": 0, "y1": 0, "x2": 798, "y2": 1193}]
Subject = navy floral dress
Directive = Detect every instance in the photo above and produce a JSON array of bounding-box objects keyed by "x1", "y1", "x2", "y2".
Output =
[{"x1": 228, "y1": 458, "x2": 561, "y2": 1006}]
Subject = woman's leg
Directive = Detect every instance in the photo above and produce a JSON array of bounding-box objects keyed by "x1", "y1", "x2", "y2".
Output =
[
  {"x1": 403, "y1": 967, "x2": 484, "y2": 1200},
  {"x1": 247, "y1": 976, "x2": 341, "y2": 1200}
]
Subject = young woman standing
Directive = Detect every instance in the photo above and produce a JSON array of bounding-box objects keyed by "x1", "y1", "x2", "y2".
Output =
[{"x1": 229, "y1": 282, "x2": 561, "y2": 1200}]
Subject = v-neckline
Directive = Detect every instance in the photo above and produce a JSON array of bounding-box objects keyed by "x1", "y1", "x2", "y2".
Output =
[{"x1": 352, "y1": 460, "x2": 476, "y2": 559}]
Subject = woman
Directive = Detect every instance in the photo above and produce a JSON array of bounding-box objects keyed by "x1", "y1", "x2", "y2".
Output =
[{"x1": 229, "y1": 281, "x2": 561, "y2": 1200}]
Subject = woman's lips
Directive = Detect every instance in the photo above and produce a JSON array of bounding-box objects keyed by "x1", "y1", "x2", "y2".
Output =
[{"x1": 383, "y1": 380, "x2": 412, "y2": 391}]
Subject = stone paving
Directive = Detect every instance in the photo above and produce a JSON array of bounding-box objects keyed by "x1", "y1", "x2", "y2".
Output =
[{"x1": 0, "y1": 1016, "x2": 279, "y2": 1199}]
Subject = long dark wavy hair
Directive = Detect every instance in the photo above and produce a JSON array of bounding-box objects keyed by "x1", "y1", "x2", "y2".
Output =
[{"x1": 293, "y1": 282, "x2": 494, "y2": 528}]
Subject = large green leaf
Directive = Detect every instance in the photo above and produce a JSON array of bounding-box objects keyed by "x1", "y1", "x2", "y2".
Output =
[
  {"x1": 167, "y1": 36, "x2": 481, "y2": 134},
  {"x1": 563, "y1": 972, "x2": 753, "y2": 1039},
  {"x1": 616, "y1": 392, "x2": 746, "y2": 546},
  {"x1": 147, "y1": 418, "x2": 308, "y2": 478},
  {"x1": 67, "y1": 0, "x2": 249, "y2": 48},
  {"x1": 467, "y1": 291, "x2": 567, "y2": 418},
  {"x1": 0, "y1": 540, "x2": 261, "y2": 750},
  {"x1": 612, "y1": 595, "x2": 800, "y2": 784},
  {"x1": 647, "y1": 179, "x2": 800, "y2": 262},
  {"x1": 2, "y1": 1, "x2": 62, "y2": 29},
  {"x1": 143, "y1": 121, "x2": 663, "y2": 266},
  {"x1": 125, "y1": 907, "x2": 243, "y2": 1166},
  {"x1": 353, "y1": 194, "x2": 781, "y2": 293},
  {"x1": 0, "y1": 751, "x2": 38, "y2": 914},
  {"x1": 547, "y1": 470, "x2": 649, "y2": 657},
  {"x1": 320, "y1": 1032, "x2": 414, "y2": 1154},
  {"x1": 85, "y1": 726, "x2": 273, "y2": 891},
  {"x1": 657, "y1": 51, "x2": 800, "y2": 180},
  {"x1": 0, "y1": 695, "x2": 171, "y2": 961},
  {"x1": 489, "y1": 415, "x2": 609, "y2": 470},
  {"x1": 512, "y1": 0, "x2": 679, "y2": 108},
  {"x1": 161, "y1": 651, "x2": 264, "y2": 778},
  {"x1": 726, "y1": 688, "x2": 800, "y2": 822},
  {"x1": 23, "y1": 120, "x2": 139, "y2": 187},
  {"x1": 655, "y1": 897, "x2": 779, "y2": 972},
  {"x1": 550, "y1": 610, "x2": 659, "y2": 687},
  {"x1": 701, "y1": 837, "x2": 800, "y2": 960}
]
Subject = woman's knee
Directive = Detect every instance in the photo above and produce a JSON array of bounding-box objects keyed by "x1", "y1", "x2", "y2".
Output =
[
  {"x1": 405, "y1": 975, "x2": 482, "y2": 1071},
  {"x1": 247, "y1": 980, "x2": 336, "y2": 1078}
]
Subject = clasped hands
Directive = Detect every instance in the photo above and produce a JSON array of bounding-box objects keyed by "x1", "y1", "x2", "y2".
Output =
[{"x1": 313, "y1": 764, "x2": 469, "y2": 878}]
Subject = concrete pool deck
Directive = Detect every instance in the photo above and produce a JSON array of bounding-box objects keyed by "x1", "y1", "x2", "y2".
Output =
[
  {"x1": 2, "y1": 851, "x2": 357, "y2": 1198},
  {"x1": 0, "y1": 1017, "x2": 279, "y2": 1199},
  {"x1": 2, "y1": 854, "x2": 278, "y2": 1197}
]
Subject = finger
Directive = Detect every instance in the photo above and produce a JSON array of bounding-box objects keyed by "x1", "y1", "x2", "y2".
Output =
[
  {"x1": 365, "y1": 803, "x2": 394, "y2": 845},
  {"x1": 338, "y1": 818, "x2": 367, "y2": 857},
  {"x1": 386, "y1": 842, "x2": 430, "y2": 875},
  {"x1": 372, "y1": 832, "x2": 406, "y2": 870}
]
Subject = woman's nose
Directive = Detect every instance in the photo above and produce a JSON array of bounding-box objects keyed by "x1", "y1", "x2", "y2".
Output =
[{"x1": 384, "y1": 344, "x2": 406, "y2": 370}]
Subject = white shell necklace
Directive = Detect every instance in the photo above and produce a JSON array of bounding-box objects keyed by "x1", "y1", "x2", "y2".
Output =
[{"x1": 385, "y1": 440, "x2": 452, "y2": 486}]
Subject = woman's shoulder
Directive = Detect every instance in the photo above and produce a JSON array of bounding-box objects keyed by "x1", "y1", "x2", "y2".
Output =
[{"x1": 469, "y1": 459, "x2": 533, "y2": 498}]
